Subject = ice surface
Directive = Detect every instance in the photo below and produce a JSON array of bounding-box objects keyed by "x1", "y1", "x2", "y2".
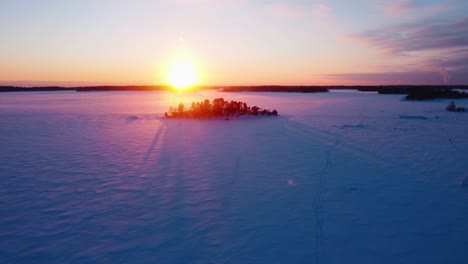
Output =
[{"x1": 1, "y1": 90, "x2": 468, "y2": 263}]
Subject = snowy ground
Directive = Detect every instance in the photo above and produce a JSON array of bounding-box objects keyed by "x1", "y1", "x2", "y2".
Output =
[{"x1": 1, "y1": 90, "x2": 468, "y2": 263}]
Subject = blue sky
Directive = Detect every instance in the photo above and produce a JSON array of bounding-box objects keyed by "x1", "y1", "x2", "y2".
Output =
[{"x1": 1, "y1": 0, "x2": 467, "y2": 86}]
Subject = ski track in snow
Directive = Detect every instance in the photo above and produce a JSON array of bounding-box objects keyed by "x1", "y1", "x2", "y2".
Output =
[
  {"x1": 1, "y1": 90, "x2": 468, "y2": 263},
  {"x1": 312, "y1": 133, "x2": 337, "y2": 264}
]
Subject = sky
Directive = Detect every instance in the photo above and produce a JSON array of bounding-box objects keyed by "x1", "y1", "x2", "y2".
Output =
[{"x1": 1, "y1": 0, "x2": 467, "y2": 86}]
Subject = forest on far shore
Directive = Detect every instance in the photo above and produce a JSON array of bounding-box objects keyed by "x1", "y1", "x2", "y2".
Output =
[{"x1": 2, "y1": 85, "x2": 467, "y2": 94}]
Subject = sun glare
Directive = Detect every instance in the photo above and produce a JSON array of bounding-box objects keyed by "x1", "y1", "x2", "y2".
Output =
[{"x1": 167, "y1": 59, "x2": 198, "y2": 91}]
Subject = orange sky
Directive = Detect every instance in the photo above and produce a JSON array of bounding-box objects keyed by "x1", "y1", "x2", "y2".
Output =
[{"x1": 1, "y1": 0, "x2": 467, "y2": 86}]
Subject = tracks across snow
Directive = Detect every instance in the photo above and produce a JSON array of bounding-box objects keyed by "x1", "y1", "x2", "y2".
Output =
[{"x1": 312, "y1": 134, "x2": 339, "y2": 264}]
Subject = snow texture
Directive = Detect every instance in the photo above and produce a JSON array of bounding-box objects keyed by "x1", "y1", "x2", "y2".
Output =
[{"x1": 1, "y1": 90, "x2": 468, "y2": 263}]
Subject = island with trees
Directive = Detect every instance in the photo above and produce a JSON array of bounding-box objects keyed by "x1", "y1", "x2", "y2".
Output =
[
  {"x1": 164, "y1": 98, "x2": 278, "y2": 119},
  {"x1": 446, "y1": 102, "x2": 466, "y2": 112}
]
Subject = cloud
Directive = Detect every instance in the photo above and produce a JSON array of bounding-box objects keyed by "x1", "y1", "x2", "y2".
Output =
[
  {"x1": 351, "y1": 17, "x2": 468, "y2": 54},
  {"x1": 348, "y1": 16, "x2": 468, "y2": 84},
  {"x1": 385, "y1": 0, "x2": 449, "y2": 16}
]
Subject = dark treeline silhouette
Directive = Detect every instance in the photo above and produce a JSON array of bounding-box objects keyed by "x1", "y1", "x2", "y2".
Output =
[
  {"x1": 356, "y1": 85, "x2": 468, "y2": 94},
  {"x1": 76, "y1": 86, "x2": 173, "y2": 92},
  {"x1": 164, "y1": 98, "x2": 278, "y2": 119},
  {"x1": 0, "y1": 86, "x2": 214, "y2": 92},
  {"x1": 377, "y1": 85, "x2": 468, "y2": 95},
  {"x1": 0, "y1": 86, "x2": 75, "y2": 92},
  {"x1": 2, "y1": 85, "x2": 467, "y2": 93},
  {"x1": 406, "y1": 88, "x2": 468, "y2": 100},
  {"x1": 220, "y1": 86, "x2": 329, "y2": 93},
  {"x1": 221, "y1": 85, "x2": 468, "y2": 93}
]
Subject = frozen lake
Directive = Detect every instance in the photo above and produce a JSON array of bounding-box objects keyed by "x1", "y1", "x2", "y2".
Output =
[{"x1": 1, "y1": 90, "x2": 468, "y2": 263}]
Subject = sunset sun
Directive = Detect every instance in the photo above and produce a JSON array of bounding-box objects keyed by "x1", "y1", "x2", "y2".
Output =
[{"x1": 167, "y1": 59, "x2": 198, "y2": 91}]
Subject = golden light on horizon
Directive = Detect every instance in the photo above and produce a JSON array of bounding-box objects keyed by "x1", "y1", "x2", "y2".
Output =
[{"x1": 167, "y1": 58, "x2": 198, "y2": 91}]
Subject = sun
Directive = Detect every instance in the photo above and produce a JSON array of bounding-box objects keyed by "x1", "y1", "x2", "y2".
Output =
[{"x1": 167, "y1": 58, "x2": 198, "y2": 91}]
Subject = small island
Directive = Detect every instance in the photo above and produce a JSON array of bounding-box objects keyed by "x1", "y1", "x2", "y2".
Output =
[
  {"x1": 446, "y1": 102, "x2": 466, "y2": 112},
  {"x1": 164, "y1": 98, "x2": 278, "y2": 119}
]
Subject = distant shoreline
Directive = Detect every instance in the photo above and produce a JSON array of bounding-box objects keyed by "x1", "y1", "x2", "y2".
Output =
[{"x1": 1, "y1": 85, "x2": 467, "y2": 94}]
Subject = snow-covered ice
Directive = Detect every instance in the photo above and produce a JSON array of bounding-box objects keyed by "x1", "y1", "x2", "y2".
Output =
[{"x1": 1, "y1": 90, "x2": 468, "y2": 263}]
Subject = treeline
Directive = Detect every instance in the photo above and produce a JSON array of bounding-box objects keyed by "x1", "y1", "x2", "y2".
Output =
[
  {"x1": 220, "y1": 86, "x2": 329, "y2": 93},
  {"x1": 3, "y1": 85, "x2": 467, "y2": 94},
  {"x1": 75, "y1": 86, "x2": 171, "y2": 92},
  {"x1": 406, "y1": 88, "x2": 468, "y2": 100},
  {"x1": 164, "y1": 98, "x2": 278, "y2": 119},
  {"x1": 349, "y1": 85, "x2": 468, "y2": 100},
  {"x1": 220, "y1": 85, "x2": 468, "y2": 94},
  {"x1": 0, "y1": 86, "x2": 75, "y2": 92},
  {"x1": 0, "y1": 86, "x2": 216, "y2": 92},
  {"x1": 0, "y1": 86, "x2": 168, "y2": 92},
  {"x1": 352, "y1": 85, "x2": 468, "y2": 94}
]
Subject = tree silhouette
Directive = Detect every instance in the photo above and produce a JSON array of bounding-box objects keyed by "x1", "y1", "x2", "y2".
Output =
[
  {"x1": 164, "y1": 98, "x2": 278, "y2": 119},
  {"x1": 178, "y1": 103, "x2": 185, "y2": 113}
]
